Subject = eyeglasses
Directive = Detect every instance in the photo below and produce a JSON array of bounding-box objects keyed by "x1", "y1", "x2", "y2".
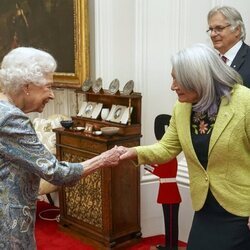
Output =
[{"x1": 206, "y1": 24, "x2": 231, "y2": 35}]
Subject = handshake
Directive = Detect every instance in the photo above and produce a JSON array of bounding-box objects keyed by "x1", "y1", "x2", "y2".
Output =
[
  {"x1": 82, "y1": 146, "x2": 138, "y2": 177},
  {"x1": 40, "y1": 146, "x2": 139, "y2": 193},
  {"x1": 99, "y1": 145, "x2": 137, "y2": 168}
]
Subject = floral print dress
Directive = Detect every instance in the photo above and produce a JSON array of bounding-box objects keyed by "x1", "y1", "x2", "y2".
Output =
[
  {"x1": 188, "y1": 109, "x2": 250, "y2": 250},
  {"x1": 191, "y1": 111, "x2": 216, "y2": 169}
]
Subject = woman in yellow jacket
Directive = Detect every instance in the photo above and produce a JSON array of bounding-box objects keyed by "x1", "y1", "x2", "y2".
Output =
[{"x1": 118, "y1": 44, "x2": 250, "y2": 250}]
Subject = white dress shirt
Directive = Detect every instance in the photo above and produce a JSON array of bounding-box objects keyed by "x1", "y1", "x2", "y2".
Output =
[{"x1": 222, "y1": 40, "x2": 243, "y2": 66}]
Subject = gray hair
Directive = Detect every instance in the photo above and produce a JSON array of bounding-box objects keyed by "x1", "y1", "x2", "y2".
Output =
[
  {"x1": 171, "y1": 43, "x2": 242, "y2": 115},
  {"x1": 207, "y1": 6, "x2": 246, "y2": 41},
  {"x1": 0, "y1": 47, "x2": 57, "y2": 94}
]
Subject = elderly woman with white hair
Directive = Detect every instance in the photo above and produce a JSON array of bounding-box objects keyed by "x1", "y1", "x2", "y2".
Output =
[
  {"x1": 0, "y1": 47, "x2": 121, "y2": 249},
  {"x1": 118, "y1": 43, "x2": 250, "y2": 250}
]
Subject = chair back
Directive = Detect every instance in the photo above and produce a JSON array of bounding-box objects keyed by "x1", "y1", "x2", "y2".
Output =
[{"x1": 154, "y1": 114, "x2": 171, "y2": 140}]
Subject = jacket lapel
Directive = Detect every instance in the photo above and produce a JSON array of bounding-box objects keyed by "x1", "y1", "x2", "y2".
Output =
[
  {"x1": 177, "y1": 100, "x2": 234, "y2": 161},
  {"x1": 178, "y1": 103, "x2": 199, "y2": 159},
  {"x1": 208, "y1": 98, "x2": 234, "y2": 155},
  {"x1": 231, "y1": 43, "x2": 247, "y2": 70}
]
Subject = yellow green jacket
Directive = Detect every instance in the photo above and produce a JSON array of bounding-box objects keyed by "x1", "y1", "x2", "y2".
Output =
[{"x1": 136, "y1": 84, "x2": 250, "y2": 216}]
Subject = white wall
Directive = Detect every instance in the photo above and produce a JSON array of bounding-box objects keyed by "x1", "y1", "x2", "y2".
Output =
[{"x1": 34, "y1": 0, "x2": 250, "y2": 244}]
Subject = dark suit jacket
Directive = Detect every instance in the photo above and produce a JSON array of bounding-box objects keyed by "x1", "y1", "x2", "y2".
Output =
[{"x1": 231, "y1": 42, "x2": 250, "y2": 88}]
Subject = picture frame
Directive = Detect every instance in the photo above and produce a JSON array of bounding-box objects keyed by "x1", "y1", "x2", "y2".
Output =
[
  {"x1": 85, "y1": 122, "x2": 93, "y2": 134},
  {"x1": 77, "y1": 101, "x2": 88, "y2": 116},
  {"x1": 0, "y1": 0, "x2": 89, "y2": 89},
  {"x1": 91, "y1": 103, "x2": 103, "y2": 119},
  {"x1": 107, "y1": 105, "x2": 127, "y2": 123},
  {"x1": 83, "y1": 102, "x2": 96, "y2": 118}
]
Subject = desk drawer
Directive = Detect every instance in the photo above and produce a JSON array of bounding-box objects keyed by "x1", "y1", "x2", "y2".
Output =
[{"x1": 59, "y1": 134, "x2": 107, "y2": 154}]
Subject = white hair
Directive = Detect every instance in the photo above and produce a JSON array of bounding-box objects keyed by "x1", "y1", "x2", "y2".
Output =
[
  {"x1": 207, "y1": 6, "x2": 246, "y2": 41},
  {"x1": 0, "y1": 47, "x2": 57, "y2": 94},
  {"x1": 171, "y1": 43, "x2": 242, "y2": 115}
]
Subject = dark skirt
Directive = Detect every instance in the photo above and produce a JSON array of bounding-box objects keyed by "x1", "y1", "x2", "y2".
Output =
[{"x1": 187, "y1": 191, "x2": 250, "y2": 250}]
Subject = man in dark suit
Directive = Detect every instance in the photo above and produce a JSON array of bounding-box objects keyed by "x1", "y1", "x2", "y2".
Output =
[{"x1": 207, "y1": 6, "x2": 250, "y2": 88}]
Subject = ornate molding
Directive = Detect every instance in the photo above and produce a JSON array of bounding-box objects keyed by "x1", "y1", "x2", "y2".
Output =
[
  {"x1": 94, "y1": 0, "x2": 113, "y2": 87},
  {"x1": 135, "y1": 0, "x2": 148, "y2": 93}
]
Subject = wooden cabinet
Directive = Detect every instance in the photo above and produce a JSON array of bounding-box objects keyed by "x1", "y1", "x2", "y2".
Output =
[{"x1": 54, "y1": 90, "x2": 142, "y2": 248}]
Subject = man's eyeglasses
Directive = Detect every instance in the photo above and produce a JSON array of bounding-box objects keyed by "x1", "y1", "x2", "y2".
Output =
[{"x1": 206, "y1": 24, "x2": 231, "y2": 35}]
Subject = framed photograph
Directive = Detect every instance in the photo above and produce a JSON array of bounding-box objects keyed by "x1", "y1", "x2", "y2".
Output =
[
  {"x1": 91, "y1": 103, "x2": 103, "y2": 119},
  {"x1": 85, "y1": 122, "x2": 93, "y2": 134},
  {"x1": 120, "y1": 106, "x2": 133, "y2": 124},
  {"x1": 0, "y1": 0, "x2": 89, "y2": 89},
  {"x1": 77, "y1": 101, "x2": 88, "y2": 116},
  {"x1": 82, "y1": 102, "x2": 96, "y2": 118},
  {"x1": 109, "y1": 105, "x2": 127, "y2": 123}
]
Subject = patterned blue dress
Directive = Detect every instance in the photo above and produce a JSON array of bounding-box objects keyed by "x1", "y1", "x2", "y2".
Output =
[{"x1": 0, "y1": 101, "x2": 83, "y2": 249}]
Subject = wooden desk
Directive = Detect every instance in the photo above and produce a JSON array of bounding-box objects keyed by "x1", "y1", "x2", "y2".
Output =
[{"x1": 54, "y1": 128, "x2": 141, "y2": 248}]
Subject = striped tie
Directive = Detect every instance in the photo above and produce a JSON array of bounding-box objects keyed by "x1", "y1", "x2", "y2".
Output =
[{"x1": 221, "y1": 55, "x2": 227, "y2": 63}]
